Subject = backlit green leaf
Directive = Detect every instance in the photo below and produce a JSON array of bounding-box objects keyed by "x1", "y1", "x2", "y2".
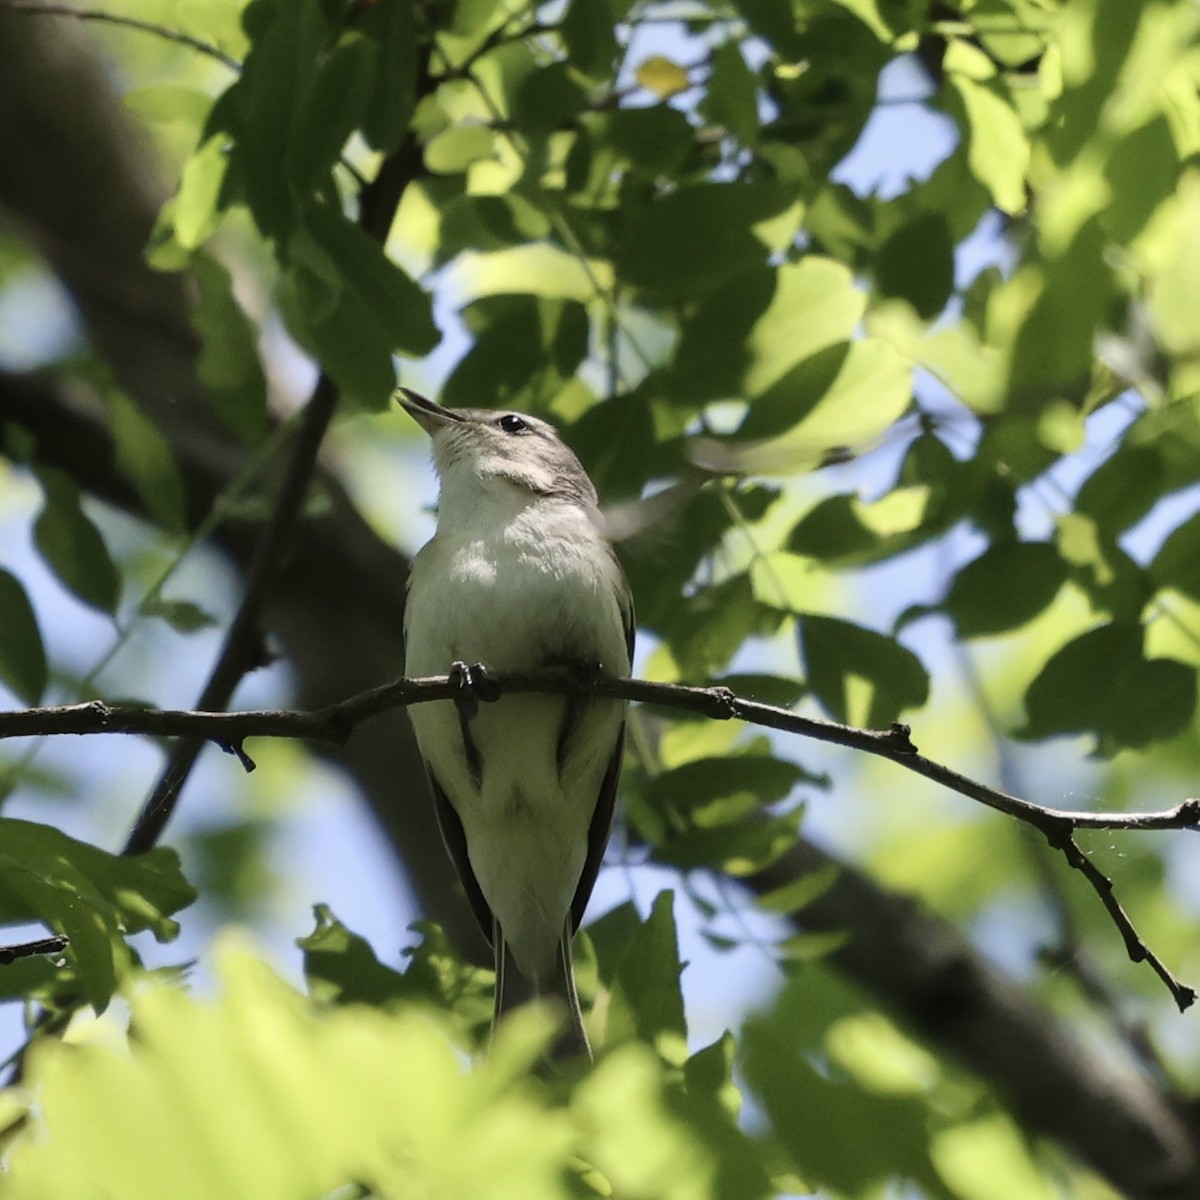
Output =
[
  {"x1": 192, "y1": 252, "x2": 268, "y2": 441},
  {"x1": 673, "y1": 259, "x2": 865, "y2": 403},
  {"x1": 1021, "y1": 622, "x2": 1196, "y2": 751},
  {"x1": 107, "y1": 391, "x2": 187, "y2": 533},
  {"x1": 944, "y1": 541, "x2": 1068, "y2": 638},
  {"x1": 33, "y1": 469, "x2": 121, "y2": 615},
  {"x1": 800, "y1": 615, "x2": 929, "y2": 727},
  {"x1": 945, "y1": 41, "x2": 1029, "y2": 215},
  {"x1": 635, "y1": 56, "x2": 690, "y2": 101},
  {"x1": 0, "y1": 819, "x2": 195, "y2": 1012},
  {"x1": 605, "y1": 891, "x2": 686, "y2": 1048},
  {"x1": 615, "y1": 183, "x2": 802, "y2": 299}
]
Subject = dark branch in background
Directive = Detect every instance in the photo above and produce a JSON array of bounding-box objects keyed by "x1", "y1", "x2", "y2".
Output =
[
  {"x1": 6, "y1": 669, "x2": 1199, "y2": 1010},
  {"x1": 120, "y1": 374, "x2": 341, "y2": 854}
]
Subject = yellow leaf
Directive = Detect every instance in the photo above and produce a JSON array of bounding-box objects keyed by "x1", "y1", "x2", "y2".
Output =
[{"x1": 636, "y1": 56, "x2": 690, "y2": 100}]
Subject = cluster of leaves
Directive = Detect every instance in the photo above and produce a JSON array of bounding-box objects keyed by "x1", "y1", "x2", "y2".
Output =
[
  {"x1": 1, "y1": 901, "x2": 1063, "y2": 1199},
  {"x1": 1, "y1": 0, "x2": 1200, "y2": 1195}
]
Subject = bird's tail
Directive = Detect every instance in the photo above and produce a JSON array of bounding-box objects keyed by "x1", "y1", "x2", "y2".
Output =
[{"x1": 494, "y1": 922, "x2": 591, "y2": 1063}]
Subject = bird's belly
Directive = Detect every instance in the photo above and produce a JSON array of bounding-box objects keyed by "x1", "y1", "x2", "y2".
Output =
[
  {"x1": 412, "y1": 691, "x2": 621, "y2": 982},
  {"x1": 403, "y1": 525, "x2": 629, "y2": 982}
]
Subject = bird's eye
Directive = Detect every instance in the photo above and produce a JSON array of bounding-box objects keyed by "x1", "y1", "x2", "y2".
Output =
[{"x1": 497, "y1": 414, "x2": 529, "y2": 434}]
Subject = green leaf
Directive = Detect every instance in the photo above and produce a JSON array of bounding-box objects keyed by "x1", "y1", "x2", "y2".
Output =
[
  {"x1": 437, "y1": 193, "x2": 552, "y2": 259},
  {"x1": 1022, "y1": 622, "x2": 1197, "y2": 751},
  {"x1": 0, "y1": 819, "x2": 196, "y2": 1012},
  {"x1": 193, "y1": 252, "x2": 268, "y2": 441},
  {"x1": 1102, "y1": 114, "x2": 1179, "y2": 244},
  {"x1": 33, "y1": 469, "x2": 121, "y2": 615},
  {"x1": 756, "y1": 864, "x2": 840, "y2": 914},
  {"x1": 107, "y1": 391, "x2": 187, "y2": 533},
  {"x1": 693, "y1": 338, "x2": 912, "y2": 476},
  {"x1": 800, "y1": 615, "x2": 929, "y2": 727},
  {"x1": 212, "y1": 0, "x2": 339, "y2": 237},
  {"x1": 789, "y1": 494, "x2": 883, "y2": 564},
  {"x1": 656, "y1": 811, "x2": 801, "y2": 875},
  {"x1": 585, "y1": 106, "x2": 696, "y2": 178},
  {"x1": 512, "y1": 62, "x2": 589, "y2": 135},
  {"x1": 172, "y1": 135, "x2": 229, "y2": 250},
  {"x1": 943, "y1": 541, "x2": 1068, "y2": 638},
  {"x1": 4, "y1": 945, "x2": 584, "y2": 1199},
  {"x1": 701, "y1": 41, "x2": 760, "y2": 144},
  {"x1": 875, "y1": 213, "x2": 955, "y2": 319},
  {"x1": 281, "y1": 205, "x2": 438, "y2": 407},
  {"x1": 357, "y1": 0, "x2": 419, "y2": 153},
  {"x1": 615, "y1": 182, "x2": 802, "y2": 299},
  {"x1": 1146, "y1": 170, "x2": 1200, "y2": 357},
  {"x1": 1007, "y1": 218, "x2": 1112, "y2": 409},
  {"x1": 623, "y1": 486, "x2": 778, "y2": 637},
  {"x1": 1152, "y1": 507, "x2": 1200, "y2": 600},
  {"x1": 1075, "y1": 441, "x2": 1167, "y2": 533},
  {"x1": 635, "y1": 56, "x2": 690, "y2": 101},
  {"x1": 441, "y1": 296, "x2": 588, "y2": 412},
  {"x1": 0, "y1": 949, "x2": 67, "y2": 1004},
  {"x1": 139, "y1": 595, "x2": 218, "y2": 633},
  {"x1": 673, "y1": 259, "x2": 865, "y2": 403},
  {"x1": 561, "y1": 0, "x2": 618, "y2": 79},
  {"x1": 425, "y1": 125, "x2": 498, "y2": 174},
  {"x1": 669, "y1": 573, "x2": 781, "y2": 678},
  {"x1": 299, "y1": 904, "x2": 411, "y2": 1008},
  {"x1": 649, "y1": 754, "x2": 808, "y2": 815},
  {"x1": 605, "y1": 892, "x2": 686, "y2": 1049},
  {"x1": 302, "y1": 910, "x2": 492, "y2": 1042},
  {"x1": 743, "y1": 985, "x2": 945, "y2": 1195},
  {"x1": 123, "y1": 83, "x2": 214, "y2": 128},
  {"x1": 449, "y1": 242, "x2": 609, "y2": 303},
  {"x1": 944, "y1": 41, "x2": 1029, "y2": 215},
  {"x1": 0, "y1": 569, "x2": 47, "y2": 704}
]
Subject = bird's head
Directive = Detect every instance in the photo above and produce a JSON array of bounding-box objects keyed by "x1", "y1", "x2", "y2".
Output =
[{"x1": 397, "y1": 388, "x2": 599, "y2": 508}]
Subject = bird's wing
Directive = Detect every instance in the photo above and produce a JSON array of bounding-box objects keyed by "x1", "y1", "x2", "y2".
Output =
[
  {"x1": 570, "y1": 576, "x2": 635, "y2": 933},
  {"x1": 427, "y1": 768, "x2": 494, "y2": 946},
  {"x1": 570, "y1": 723, "x2": 625, "y2": 933}
]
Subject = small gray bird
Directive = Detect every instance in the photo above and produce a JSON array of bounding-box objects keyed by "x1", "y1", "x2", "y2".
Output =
[{"x1": 399, "y1": 389, "x2": 633, "y2": 1060}]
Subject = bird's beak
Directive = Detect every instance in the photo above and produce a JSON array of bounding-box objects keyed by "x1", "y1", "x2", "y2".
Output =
[{"x1": 396, "y1": 388, "x2": 464, "y2": 435}]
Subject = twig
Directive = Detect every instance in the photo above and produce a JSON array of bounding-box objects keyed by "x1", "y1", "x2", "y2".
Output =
[
  {"x1": 5, "y1": 669, "x2": 1199, "y2": 1008},
  {"x1": 0, "y1": 1, "x2": 242, "y2": 71},
  {"x1": 0, "y1": 935, "x2": 69, "y2": 965}
]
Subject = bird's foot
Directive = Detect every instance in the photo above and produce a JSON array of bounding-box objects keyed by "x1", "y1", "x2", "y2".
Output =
[{"x1": 449, "y1": 660, "x2": 499, "y2": 721}]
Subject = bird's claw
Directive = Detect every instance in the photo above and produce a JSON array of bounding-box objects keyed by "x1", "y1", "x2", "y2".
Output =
[{"x1": 449, "y1": 661, "x2": 498, "y2": 721}]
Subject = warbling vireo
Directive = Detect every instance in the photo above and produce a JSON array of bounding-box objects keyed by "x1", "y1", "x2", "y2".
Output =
[{"x1": 399, "y1": 388, "x2": 633, "y2": 1060}]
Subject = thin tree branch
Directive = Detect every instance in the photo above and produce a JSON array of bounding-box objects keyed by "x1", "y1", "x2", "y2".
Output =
[
  {"x1": 0, "y1": 936, "x2": 69, "y2": 965},
  {"x1": 0, "y1": 1, "x2": 242, "y2": 71},
  {"x1": 6, "y1": 669, "x2": 1199, "y2": 1008},
  {"x1": 8, "y1": 672, "x2": 1200, "y2": 837}
]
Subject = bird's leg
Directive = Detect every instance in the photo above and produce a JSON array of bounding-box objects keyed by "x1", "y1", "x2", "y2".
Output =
[
  {"x1": 448, "y1": 661, "x2": 499, "y2": 784},
  {"x1": 448, "y1": 660, "x2": 500, "y2": 720},
  {"x1": 553, "y1": 658, "x2": 606, "y2": 769}
]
